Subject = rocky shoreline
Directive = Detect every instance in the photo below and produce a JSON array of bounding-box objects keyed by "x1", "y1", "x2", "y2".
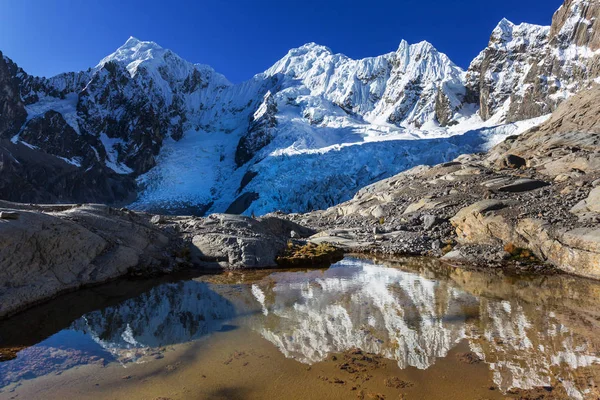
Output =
[
  {"x1": 286, "y1": 87, "x2": 600, "y2": 278},
  {"x1": 1, "y1": 87, "x2": 599, "y2": 319}
]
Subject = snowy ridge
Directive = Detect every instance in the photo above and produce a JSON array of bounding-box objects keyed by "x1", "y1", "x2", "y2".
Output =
[
  {"x1": 4, "y1": 34, "x2": 551, "y2": 215},
  {"x1": 264, "y1": 40, "x2": 468, "y2": 128},
  {"x1": 468, "y1": 0, "x2": 600, "y2": 122},
  {"x1": 6, "y1": 0, "x2": 598, "y2": 215}
]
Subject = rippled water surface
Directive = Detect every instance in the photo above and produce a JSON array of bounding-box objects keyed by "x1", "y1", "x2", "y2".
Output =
[{"x1": 2, "y1": 256, "x2": 600, "y2": 399}]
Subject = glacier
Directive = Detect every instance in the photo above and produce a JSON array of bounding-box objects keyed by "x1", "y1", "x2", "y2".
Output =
[{"x1": 126, "y1": 37, "x2": 548, "y2": 215}]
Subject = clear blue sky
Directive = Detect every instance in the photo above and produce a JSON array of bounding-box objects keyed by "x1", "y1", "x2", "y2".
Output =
[{"x1": 0, "y1": 0, "x2": 564, "y2": 83}]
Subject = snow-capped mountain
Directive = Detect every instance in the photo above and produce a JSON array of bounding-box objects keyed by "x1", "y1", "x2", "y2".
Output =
[
  {"x1": 0, "y1": 0, "x2": 597, "y2": 214},
  {"x1": 262, "y1": 40, "x2": 469, "y2": 128},
  {"x1": 467, "y1": 0, "x2": 600, "y2": 123}
]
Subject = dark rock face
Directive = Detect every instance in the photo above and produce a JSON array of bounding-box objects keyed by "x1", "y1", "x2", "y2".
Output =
[
  {"x1": 19, "y1": 111, "x2": 104, "y2": 167},
  {"x1": 77, "y1": 61, "x2": 182, "y2": 175},
  {"x1": 235, "y1": 92, "x2": 277, "y2": 167},
  {"x1": 0, "y1": 139, "x2": 136, "y2": 204},
  {"x1": 238, "y1": 170, "x2": 258, "y2": 193},
  {"x1": 225, "y1": 192, "x2": 259, "y2": 214},
  {"x1": 0, "y1": 52, "x2": 27, "y2": 138}
]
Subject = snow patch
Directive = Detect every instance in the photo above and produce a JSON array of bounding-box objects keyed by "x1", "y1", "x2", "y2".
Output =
[
  {"x1": 24, "y1": 93, "x2": 81, "y2": 134},
  {"x1": 99, "y1": 133, "x2": 134, "y2": 174}
]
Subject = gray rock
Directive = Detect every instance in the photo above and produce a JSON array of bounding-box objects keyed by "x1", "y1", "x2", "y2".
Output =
[
  {"x1": 422, "y1": 214, "x2": 441, "y2": 230},
  {"x1": 0, "y1": 203, "x2": 172, "y2": 318},
  {"x1": 498, "y1": 179, "x2": 550, "y2": 193}
]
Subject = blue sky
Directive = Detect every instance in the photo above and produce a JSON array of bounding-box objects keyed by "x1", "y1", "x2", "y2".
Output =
[{"x1": 0, "y1": 0, "x2": 564, "y2": 83}]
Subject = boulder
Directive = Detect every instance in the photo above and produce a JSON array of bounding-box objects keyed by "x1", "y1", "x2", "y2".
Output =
[
  {"x1": 571, "y1": 187, "x2": 600, "y2": 214},
  {"x1": 190, "y1": 214, "x2": 315, "y2": 269},
  {"x1": 496, "y1": 154, "x2": 527, "y2": 169},
  {"x1": 192, "y1": 233, "x2": 281, "y2": 269},
  {"x1": 0, "y1": 204, "x2": 172, "y2": 318},
  {"x1": 451, "y1": 200, "x2": 514, "y2": 246},
  {"x1": 497, "y1": 179, "x2": 550, "y2": 193}
]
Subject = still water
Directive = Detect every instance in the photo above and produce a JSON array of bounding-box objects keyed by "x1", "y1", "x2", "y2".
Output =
[{"x1": 1, "y1": 256, "x2": 600, "y2": 399}]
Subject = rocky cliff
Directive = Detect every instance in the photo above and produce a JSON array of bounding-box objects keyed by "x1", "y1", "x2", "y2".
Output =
[{"x1": 467, "y1": 0, "x2": 600, "y2": 123}]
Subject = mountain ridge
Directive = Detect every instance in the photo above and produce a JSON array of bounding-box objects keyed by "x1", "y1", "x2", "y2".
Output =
[{"x1": 0, "y1": 0, "x2": 598, "y2": 215}]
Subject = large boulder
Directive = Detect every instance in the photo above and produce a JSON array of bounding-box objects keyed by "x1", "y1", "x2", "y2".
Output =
[
  {"x1": 190, "y1": 214, "x2": 315, "y2": 269},
  {"x1": 0, "y1": 203, "x2": 173, "y2": 318},
  {"x1": 450, "y1": 200, "x2": 513, "y2": 245}
]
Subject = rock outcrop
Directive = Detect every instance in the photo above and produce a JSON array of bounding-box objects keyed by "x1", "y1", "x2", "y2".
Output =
[
  {"x1": 0, "y1": 202, "x2": 177, "y2": 318},
  {"x1": 0, "y1": 203, "x2": 316, "y2": 317}
]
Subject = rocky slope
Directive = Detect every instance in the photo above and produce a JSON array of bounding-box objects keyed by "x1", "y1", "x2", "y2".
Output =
[
  {"x1": 1, "y1": 0, "x2": 597, "y2": 215},
  {"x1": 288, "y1": 85, "x2": 600, "y2": 279}
]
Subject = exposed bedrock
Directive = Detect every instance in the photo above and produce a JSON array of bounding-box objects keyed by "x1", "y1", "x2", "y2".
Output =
[{"x1": 0, "y1": 202, "x2": 316, "y2": 318}]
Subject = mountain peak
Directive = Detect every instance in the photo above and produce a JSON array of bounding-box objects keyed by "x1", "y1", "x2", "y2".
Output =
[
  {"x1": 123, "y1": 36, "x2": 142, "y2": 47},
  {"x1": 413, "y1": 40, "x2": 436, "y2": 51},
  {"x1": 116, "y1": 36, "x2": 163, "y2": 53},
  {"x1": 96, "y1": 37, "x2": 168, "y2": 74},
  {"x1": 291, "y1": 42, "x2": 333, "y2": 55},
  {"x1": 492, "y1": 18, "x2": 515, "y2": 37}
]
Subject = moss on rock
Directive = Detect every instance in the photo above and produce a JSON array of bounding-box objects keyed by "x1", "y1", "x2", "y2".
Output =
[{"x1": 276, "y1": 242, "x2": 344, "y2": 268}]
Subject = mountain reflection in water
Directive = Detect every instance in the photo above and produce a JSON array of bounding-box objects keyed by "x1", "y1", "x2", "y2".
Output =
[{"x1": 1, "y1": 256, "x2": 600, "y2": 398}]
